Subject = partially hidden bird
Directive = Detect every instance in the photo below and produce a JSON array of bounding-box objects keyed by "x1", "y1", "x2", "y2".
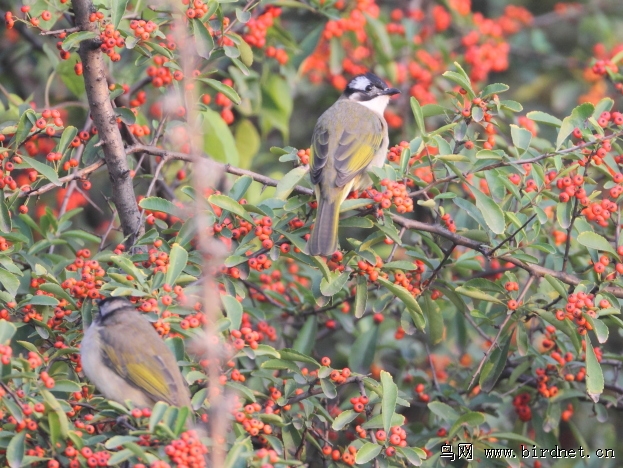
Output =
[
  {"x1": 81, "y1": 297, "x2": 191, "y2": 408},
  {"x1": 307, "y1": 72, "x2": 400, "y2": 256}
]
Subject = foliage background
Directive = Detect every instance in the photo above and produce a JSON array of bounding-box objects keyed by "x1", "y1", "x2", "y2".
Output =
[{"x1": 1, "y1": 0, "x2": 623, "y2": 467}]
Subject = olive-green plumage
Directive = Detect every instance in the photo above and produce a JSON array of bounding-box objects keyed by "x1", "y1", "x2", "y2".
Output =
[
  {"x1": 308, "y1": 74, "x2": 399, "y2": 256},
  {"x1": 81, "y1": 297, "x2": 191, "y2": 408}
]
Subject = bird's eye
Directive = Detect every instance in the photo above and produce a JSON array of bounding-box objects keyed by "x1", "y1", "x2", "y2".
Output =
[{"x1": 365, "y1": 84, "x2": 373, "y2": 92}]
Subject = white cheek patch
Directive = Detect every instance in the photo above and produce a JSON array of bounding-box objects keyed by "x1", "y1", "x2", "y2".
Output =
[
  {"x1": 350, "y1": 76, "x2": 371, "y2": 91},
  {"x1": 356, "y1": 95, "x2": 390, "y2": 116}
]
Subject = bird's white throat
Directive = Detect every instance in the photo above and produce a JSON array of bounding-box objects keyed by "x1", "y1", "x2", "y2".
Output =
[{"x1": 355, "y1": 95, "x2": 390, "y2": 116}]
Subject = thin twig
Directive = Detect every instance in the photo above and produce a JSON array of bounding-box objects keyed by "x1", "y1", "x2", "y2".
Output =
[{"x1": 468, "y1": 275, "x2": 535, "y2": 390}]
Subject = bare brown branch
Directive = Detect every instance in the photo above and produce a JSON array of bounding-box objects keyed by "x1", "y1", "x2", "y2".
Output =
[{"x1": 72, "y1": 0, "x2": 143, "y2": 246}]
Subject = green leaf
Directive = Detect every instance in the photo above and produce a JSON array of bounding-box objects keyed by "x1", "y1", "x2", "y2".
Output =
[
  {"x1": 354, "y1": 275, "x2": 367, "y2": 318},
  {"x1": 208, "y1": 194, "x2": 254, "y2": 223},
  {"x1": 0, "y1": 269, "x2": 19, "y2": 296},
  {"x1": 55, "y1": 126, "x2": 79, "y2": 156},
  {"x1": 111, "y1": 0, "x2": 129, "y2": 30},
  {"x1": 576, "y1": 231, "x2": 617, "y2": 256},
  {"x1": 470, "y1": 184, "x2": 505, "y2": 234},
  {"x1": 292, "y1": 315, "x2": 316, "y2": 356},
  {"x1": 279, "y1": 348, "x2": 317, "y2": 366},
  {"x1": 7, "y1": 430, "x2": 25, "y2": 468},
  {"x1": 479, "y1": 334, "x2": 511, "y2": 392},
  {"x1": 61, "y1": 31, "x2": 98, "y2": 51},
  {"x1": 480, "y1": 83, "x2": 509, "y2": 98},
  {"x1": 376, "y1": 277, "x2": 424, "y2": 327},
  {"x1": 364, "y1": 13, "x2": 392, "y2": 59},
  {"x1": 361, "y1": 413, "x2": 404, "y2": 429},
  {"x1": 139, "y1": 197, "x2": 184, "y2": 218},
  {"x1": 449, "y1": 412, "x2": 485, "y2": 437},
  {"x1": 510, "y1": 124, "x2": 532, "y2": 154},
  {"x1": 332, "y1": 409, "x2": 358, "y2": 430},
  {"x1": 380, "y1": 370, "x2": 398, "y2": 434},
  {"x1": 585, "y1": 336, "x2": 604, "y2": 402},
  {"x1": 275, "y1": 166, "x2": 308, "y2": 200},
  {"x1": 410, "y1": 97, "x2": 425, "y2": 136},
  {"x1": 222, "y1": 295, "x2": 242, "y2": 332},
  {"x1": 42, "y1": 389, "x2": 69, "y2": 444},
  {"x1": 234, "y1": 120, "x2": 260, "y2": 169},
  {"x1": 557, "y1": 103, "x2": 595, "y2": 149},
  {"x1": 526, "y1": 111, "x2": 562, "y2": 127},
  {"x1": 198, "y1": 78, "x2": 241, "y2": 105},
  {"x1": 348, "y1": 325, "x2": 378, "y2": 372},
  {"x1": 443, "y1": 62, "x2": 475, "y2": 98},
  {"x1": 320, "y1": 271, "x2": 350, "y2": 297},
  {"x1": 320, "y1": 378, "x2": 337, "y2": 399},
  {"x1": 22, "y1": 157, "x2": 61, "y2": 186},
  {"x1": 355, "y1": 443, "x2": 382, "y2": 464},
  {"x1": 15, "y1": 109, "x2": 36, "y2": 147},
  {"x1": 0, "y1": 320, "x2": 17, "y2": 344},
  {"x1": 202, "y1": 108, "x2": 240, "y2": 166},
  {"x1": 192, "y1": 19, "x2": 214, "y2": 59},
  {"x1": 0, "y1": 198, "x2": 11, "y2": 232},
  {"x1": 149, "y1": 402, "x2": 169, "y2": 432},
  {"x1": 454, "y1": 286, "x2": 502, "y2": 304},
  {"x1": 397, "y1": 447, "x2": 424, "y2": 466},
  {"x1": 428, "y1": 401, "x2": 459, "y2": 422},
  {"x1": 115, "y1": 107, "x2": 135, "y2": 125},
  {"x1": 544, "y1": 274, "x2": 568, "y2": 299},
  {"x1": 165, "y1": 243, "x2": 188, "y2": 286}
]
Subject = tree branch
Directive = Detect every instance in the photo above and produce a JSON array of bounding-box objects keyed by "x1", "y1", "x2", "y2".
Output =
[{"x1": 72, "y1": 0, "x2": 143, "y2": 246}]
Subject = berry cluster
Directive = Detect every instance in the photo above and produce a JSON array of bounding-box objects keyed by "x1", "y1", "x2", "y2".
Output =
[
  {"x1": 243, "y1": 7, "x2": 282, "y2": 48},
  {"x1": 98, "y1": 23, "x2": 125, "y2": 62},
  {"x1": 360, "y1": 179, "x2": 414, "y2": 214},
  {"x1": 159, "y1": 430, "x2": 208, "y2": 468},
  {"x1": 129, "y1": 19, "x2": 159, "y2": 41},
  {"x1": 183, "y1": 0, "x2": 210, "y2": 19},
  {"x1": 512, "y1": 392, "x2": 532, "y2": 421}
]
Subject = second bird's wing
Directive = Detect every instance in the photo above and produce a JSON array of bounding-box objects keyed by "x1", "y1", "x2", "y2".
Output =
[
  {"x1": 310, "y1": 102, "x2": 384, "y2": 188},
  {"x1": 99, "y1": 320, "x2": 188, "y2": 406}
]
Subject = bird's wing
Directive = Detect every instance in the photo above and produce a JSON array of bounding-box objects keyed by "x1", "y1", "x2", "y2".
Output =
[
  {"x1": 99, "y1": 321, "x2": 186, "y2": 406},
  {"x1": 310, "y1": 103, "x2": 384, "y2": 187}
]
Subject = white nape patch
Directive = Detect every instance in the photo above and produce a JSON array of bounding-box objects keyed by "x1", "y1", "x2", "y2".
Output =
[
  {"x1": 349, "y1": 75, "x2": 371, "y2": 91},
  {"x1": 355, "y1": 95, "x2": 390, "y2": 116}
]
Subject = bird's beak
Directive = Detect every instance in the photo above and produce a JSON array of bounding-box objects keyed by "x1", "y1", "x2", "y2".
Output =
[{"x1": 383, "y1": 88, "x2": 401, "y2": 96}]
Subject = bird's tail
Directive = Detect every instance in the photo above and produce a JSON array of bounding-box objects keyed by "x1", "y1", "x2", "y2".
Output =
[{"x1": 308, "y1": 197, "x2": 340, "y2": 256}]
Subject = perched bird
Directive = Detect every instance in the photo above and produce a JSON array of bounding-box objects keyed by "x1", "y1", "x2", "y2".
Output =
[
  {"x1": 81, "y1": 297, "x2": 191, "y2": 408},
  {"x1": 307, "y1": 72, "x2": 400, "y2": 256}
]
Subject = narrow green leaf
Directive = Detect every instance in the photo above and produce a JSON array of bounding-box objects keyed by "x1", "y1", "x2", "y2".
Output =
[
  {"x1": 7, "y1": 430, "x2": 26, "y2": 468},
  {"x1": 410, "y1": 97, "x2": 425, "y2": 136},
  {"x1": 544, "y1": 274, "x2": 568, "y2": 299},
  {"x1": 275, "y1": 166, "x2": 308, "y2": 200},
  {"x1": 192, "y1": 19, "x2": 214, "y2": 59},
  {"x1": 61, "y1": 31, "x2": 98, "y2": 51},
  {"x1": 111, "y1": 0, "x2": 129, "y2": 29},
  {"x1": 454, "y1": 286, "x2": 502, "y2": 304},
  {"x1": 470, "y1": 184, "x2": 505, "y2": 234},
  {"x1": 332, "y1": 409, "x2": 358, "y2": 430},
  {"x1": 428, "y1": 401, "x2": 459, "y2": 422},
  {"x1": 292, "y1": 315, "x2": 317, "y2": 355},
  {"x1": 0, "y1": 320, "x2": 17, "y2": 344},
  {"x1": 222, "y1": 295, "x2": 242, "y2": 331},
  {"x1": 355, "y1": 443, "x2": 382, "y2": 464},
  {"x1": 380, "y1": 370, "x2": 397, "y2": 434},
  {"x1": 354, "y1": 275, "x2": 367, "y2": 318},
  {"x1": 576, "y1": 231, "x2": 618, "y2": 256},
  {"x1": 510, "y1": 124, "x2": 532, "y2": 154},
  {"x1": 585, "y1": 337, "x2": 604, "y2": 402},
  {"x1": 526, "y1": 111, "x2": 562, "y2": 127},
  {"x1": 208, "y1": 194, "x2": 254, "y2": 223},
  {"x1": 449, "y1": 412, "x2": 485, "y2": 437},
  {"x1": 22, "y1": 157, "x2": 61, "y2": 186},
  {"x1": 165, "y1": 243, "x2": 188, "y2": 286},
  {"x1": 15, "y1": 109, "x2": 36, "y2": 147}
]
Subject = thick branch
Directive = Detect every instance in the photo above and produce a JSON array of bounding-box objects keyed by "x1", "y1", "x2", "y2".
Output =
[
  {"x1": 125, "y1": 144, "x2": 314, "y2": 195},
  {"x1": 72, "y1": 0, "x2": 143, "y2": 246},
  {"x1": 389, "y1": 213, "x2": 623, "y2": 298}
]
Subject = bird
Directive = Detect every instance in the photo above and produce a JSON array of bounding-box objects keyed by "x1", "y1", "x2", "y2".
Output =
[
  {"x1": 307, "y1": 72, "x2": 400, "y2": 256},
  {"x1": 81, "y1": 297, "x2": 191, "y2": 409}
]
